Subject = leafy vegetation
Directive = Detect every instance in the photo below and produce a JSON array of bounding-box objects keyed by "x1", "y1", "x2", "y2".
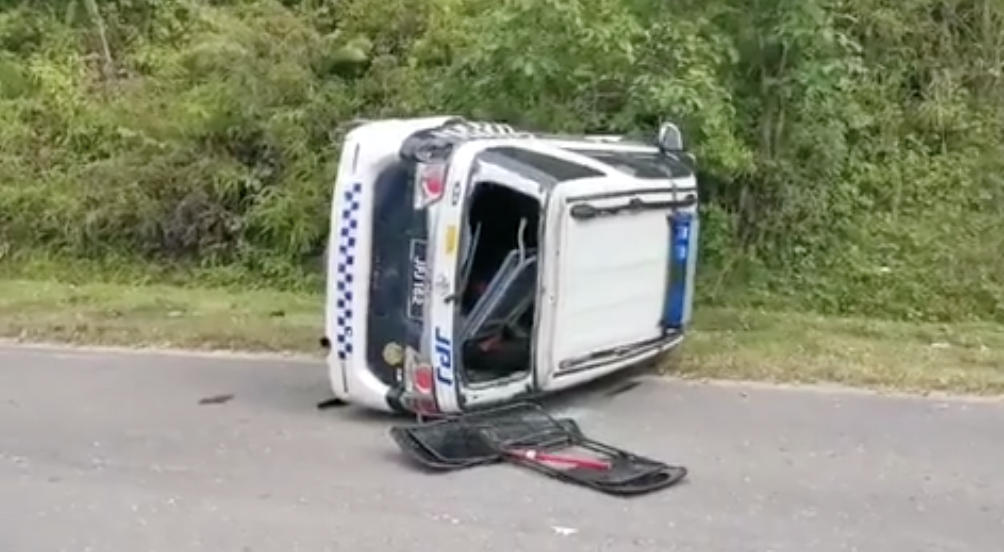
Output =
[{"x1": 2, "y1": 0, "x2": 1004, "y2": 322}]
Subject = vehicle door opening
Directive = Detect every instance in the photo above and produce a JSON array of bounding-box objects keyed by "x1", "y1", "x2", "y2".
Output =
[{"x1": 456, "y1": 182, "x2": 541, "y2": 386}]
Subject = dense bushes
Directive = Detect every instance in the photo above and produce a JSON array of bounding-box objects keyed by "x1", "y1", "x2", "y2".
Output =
[{"x1": 2, "y1": 0, "x2": 1004, "y2": 321}]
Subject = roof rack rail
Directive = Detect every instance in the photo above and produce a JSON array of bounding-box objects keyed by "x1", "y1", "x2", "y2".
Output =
[{"x1": 537, "y1": 120, "x2": 686, "y2": 152}]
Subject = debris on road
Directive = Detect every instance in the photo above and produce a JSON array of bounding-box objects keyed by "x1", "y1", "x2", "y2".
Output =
[
  {"x1": 389, "y1": 402, "x2": 688, "y2": 496},
  {"x1": 197, "y1": 393, "x2": 234, "y2": 405}
]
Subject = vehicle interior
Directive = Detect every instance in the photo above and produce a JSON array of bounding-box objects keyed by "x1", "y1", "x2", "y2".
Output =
[{"x1": 456, "y1": 182, "x2": 541, "y2": 384}]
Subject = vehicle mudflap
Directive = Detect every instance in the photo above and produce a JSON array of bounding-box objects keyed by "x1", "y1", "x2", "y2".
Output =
[{"x1": 388, "y1": 402, "x2": 688, "y2": 496}]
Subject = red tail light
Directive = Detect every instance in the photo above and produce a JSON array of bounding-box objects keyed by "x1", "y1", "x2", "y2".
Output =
[
  {"x1": 414, "y1": 163, "x2": 447, "y2": 208},
  {"x1": 403, "y1": 364, "x2": 440, "y2": 416},
  {"x1": 402, "y1": 352, "x2": 440, "y2": 415},
  {"x1": 414, "y1": 364, "x2": 434, "y2": 393}
]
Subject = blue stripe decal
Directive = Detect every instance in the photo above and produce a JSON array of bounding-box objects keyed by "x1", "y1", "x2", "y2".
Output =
[
  {"x1": 662, "y1": 212, "x2": 692, "y2": 330},
  {"x1": 333, "y1": 182, "x2": 364, "y2": 360}
]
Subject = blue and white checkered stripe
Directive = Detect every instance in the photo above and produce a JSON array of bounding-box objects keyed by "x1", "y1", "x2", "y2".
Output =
[{"x1": 333, "y1": 182, "x2": 363, "y2": 360}]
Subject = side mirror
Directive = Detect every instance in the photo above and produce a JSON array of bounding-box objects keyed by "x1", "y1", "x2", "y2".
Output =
[{"x1": 657, "y1": 122, "x2": 684, "y2": 152}]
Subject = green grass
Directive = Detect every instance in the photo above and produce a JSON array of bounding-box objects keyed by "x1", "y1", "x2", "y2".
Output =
[
  {"x1": 2, "y1": 278, "x2": 1003, "y2": 396},
  {"x1": 677, "y1": 309, "x2": 1004, "y2": 396},
  {"x1": 0, "y1": 279, "x2": 320, "y2": 352}
]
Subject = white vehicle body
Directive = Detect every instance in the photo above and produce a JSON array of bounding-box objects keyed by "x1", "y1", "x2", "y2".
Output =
[{"x1": 322, "y1": 117, "x2": 699, "y2": 415}]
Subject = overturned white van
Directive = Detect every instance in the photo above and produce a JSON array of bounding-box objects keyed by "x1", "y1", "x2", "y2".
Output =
[{"x1": 321, "y1": 117, "x2": 699, "y2": 415}]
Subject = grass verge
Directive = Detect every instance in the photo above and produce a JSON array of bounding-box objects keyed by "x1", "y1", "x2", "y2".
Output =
[
  {"x1": 0, "y1": 279, "x2": 321, "y2": 352},
  {"x1": 2, "y1": 279, "x2": 1003, "y2": 396}
]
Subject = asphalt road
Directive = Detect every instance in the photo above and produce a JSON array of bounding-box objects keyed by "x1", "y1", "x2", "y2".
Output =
[{"x1": 1, "y1": 345, "x2": 1002, "y2": 552}]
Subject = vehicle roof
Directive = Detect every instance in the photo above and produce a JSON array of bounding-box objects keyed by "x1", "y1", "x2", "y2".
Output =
[
  {"x1": 397, "y1": 119, "x2": 694, "y2": 186},
  {"x1": 540, "y1": 138, "x2": 693, "y2": 180}
]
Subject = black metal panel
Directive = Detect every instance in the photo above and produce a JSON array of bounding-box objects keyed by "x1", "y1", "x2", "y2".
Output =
[
  {"x1": 478, "y1": 147, "x2": 604, "y2": 185},
  {"x1": 366, "y1": 161, "x2": 426, "y2": 388},
  {"x1": 562, "y1": 149, "x2": 694, "y2": 179}
]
